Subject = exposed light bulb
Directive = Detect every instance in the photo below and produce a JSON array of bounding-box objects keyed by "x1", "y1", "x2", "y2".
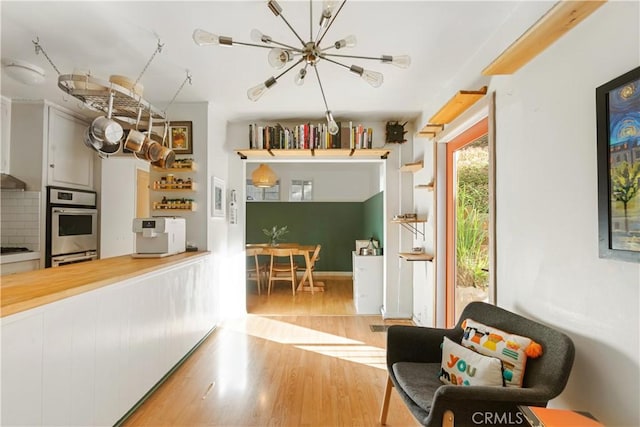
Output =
[
  {"x1": 326, "y1": 111, "x2": 339, "y2": 135},
  {"x1": 319, "y1": 0, "x2": 337, "y2": 27},
  {"x1": 294, "y1": 68, "x2": 307, "y2": 86},
  {"x1": 267, "y1": 48, "x2": 293, "y2": 69},
  {"x1": 361, "y1": 69, "x2": 384, "y2": 88},
  {"x1": 247, "y1": 77, "x2": 277, "y2": 101},
  {"x1": 322, "y1": 1, "x2": 337, "y2": 15},
  {"x1": 251, "y1": 28, "x2": 272, "y2": 44},
  {"x1": 382, "y1": 54, "x2": 411, "y2": 69},
  {"x1": 334, "y1": 35, "x2": 357, "y2": 49},
  {"x1": 192, "y1": 29, "x2": 220, "y2": 46},
  {"x1": 349, "y1": 65, "x2": 384, "y2": 88}
]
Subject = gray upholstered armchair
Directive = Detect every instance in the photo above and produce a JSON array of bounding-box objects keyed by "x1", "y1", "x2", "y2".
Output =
[{"x1": 380, "y1": 302, "x2": 575, "y2": 427}]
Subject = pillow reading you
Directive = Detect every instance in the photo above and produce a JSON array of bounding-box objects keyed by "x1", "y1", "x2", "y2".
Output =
[
  {"x1": 461, "y1": 318, "x2": 543, "y2": 388},
  {"x1": 439, "y1": 336, "x2": 504, "y2": 387}
]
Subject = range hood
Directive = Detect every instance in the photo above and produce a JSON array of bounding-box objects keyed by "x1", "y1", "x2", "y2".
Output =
[{"x1": 0, "y1": 173, "x2": 27, "y2": 191}]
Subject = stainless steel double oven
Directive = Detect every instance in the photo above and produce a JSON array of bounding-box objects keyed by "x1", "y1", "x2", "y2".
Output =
[{"x1": 46, "y1": 186, "x2": 98, "y2": 267}]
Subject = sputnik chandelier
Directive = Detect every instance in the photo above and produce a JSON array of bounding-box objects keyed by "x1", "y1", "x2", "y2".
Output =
[{"x1": 192, "y1": 0, "x2": 410, "y2": 135}]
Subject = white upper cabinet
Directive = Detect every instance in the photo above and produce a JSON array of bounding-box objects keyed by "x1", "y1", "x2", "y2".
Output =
[
  {"x1": 10, "y1": 101, "x2": 94, "y2": 191},
  {"x1": 47, "y1": 107, "x2": 93, "y2": 189}
]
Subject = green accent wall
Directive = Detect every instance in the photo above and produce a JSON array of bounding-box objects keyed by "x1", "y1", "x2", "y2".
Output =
[
  {"x1": 247, "y1": 195, "x2": 383, "y2": 272},
  {"x1": 363, "y1": 191, "x2": 384, "y2": 249}
]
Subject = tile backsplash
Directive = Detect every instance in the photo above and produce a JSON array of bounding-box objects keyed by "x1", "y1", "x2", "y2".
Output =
[{"x1": 1, "y1": 191, "x2": 41, "y2": 251}]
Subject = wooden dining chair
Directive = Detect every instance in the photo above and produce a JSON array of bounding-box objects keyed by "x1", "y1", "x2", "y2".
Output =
[
  {"x1": 246, "y1": 247, "x2": 268, "y2": 295},
  {"x1": 268, "y1": 248, "x2": 298, "y2": 296},
  {"x1": 298, "y1": 244, "x2": 321, "y2": 289}
]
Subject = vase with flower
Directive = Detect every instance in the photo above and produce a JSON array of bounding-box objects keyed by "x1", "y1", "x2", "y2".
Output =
[{"x1": 263, "y1": 225, "x2": 289, "y2": 246}]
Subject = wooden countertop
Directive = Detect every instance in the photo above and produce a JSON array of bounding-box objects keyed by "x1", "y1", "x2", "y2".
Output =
[{"x1": 1, "y1": 251, "x2": 210, "y2": 318}]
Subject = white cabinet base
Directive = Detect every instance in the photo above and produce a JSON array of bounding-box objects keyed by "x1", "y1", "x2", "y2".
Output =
[{"x1": 352, "y1": 252, "x2": 383, "y2": 315}]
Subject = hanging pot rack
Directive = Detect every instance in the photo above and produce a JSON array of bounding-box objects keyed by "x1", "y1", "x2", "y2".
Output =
[
  {"x1": 31, "y1": 37, "x2": 168, "y2": 125},
  {"x1": 57, "y1": 73, "x2": 167, "y2": 125}
]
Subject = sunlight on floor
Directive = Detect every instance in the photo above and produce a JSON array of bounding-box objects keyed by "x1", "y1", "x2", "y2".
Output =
[
  {"x1": 295, "y1": 344, "x2": 387, "y2": 370},
  {"x1": 224, "y1": 315, "x2": 387, "y2": 369}
]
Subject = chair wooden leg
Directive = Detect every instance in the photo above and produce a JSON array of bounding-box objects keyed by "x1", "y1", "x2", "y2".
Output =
[
  {"x1": 380, "y1": 375, "x2": 393, "y2": 425},
  {"x1": 256, "y1": 270, "x2": 261, "y2": 295},
  {"x1": 291, "y1": 266, "x2": 296, "y2": 296},
  {"x1": 442, "y1": 410, "x2": 455, "y2": 427}
]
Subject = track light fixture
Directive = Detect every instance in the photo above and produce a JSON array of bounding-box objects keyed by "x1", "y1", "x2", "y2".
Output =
[{"x1": 193, "y1": 0, "x2": 410, "y2": 135}]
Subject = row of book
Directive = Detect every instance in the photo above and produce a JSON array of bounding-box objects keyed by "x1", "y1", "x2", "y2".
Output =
[{"x1": 248, "y1": 122, "x2": 374, "y2": 150}]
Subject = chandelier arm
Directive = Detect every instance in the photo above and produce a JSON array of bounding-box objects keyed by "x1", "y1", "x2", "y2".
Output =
[
  {"x1": 312, "y1": 64, "x2": 331, "y2": 112},
  {"x1": 233, "y1": 40, "x2": 303, "y2": 53},
  {"x1": 309, "y1": 0, "x2": 313, "y2": 41},
  {"x1": 274, "y1": 57, "x2": 306, "y2": 81},
  {"x1": 277, "y1": 13, "x2": 306, "y2": 46},
  {"x1": 269, "y1": 39, "x2": 305, "y2": 52},
  {"x1": 318, "y1": 55, "x2": 352, "y2": 71},
  {"x1": 316, "y1": 0, "x2": 348, "y2": 46},
  {"x1": 321, "y1": 52, "x2": 386, "y2": 62}
]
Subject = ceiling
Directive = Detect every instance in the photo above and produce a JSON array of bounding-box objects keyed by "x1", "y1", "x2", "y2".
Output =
[{"x1": 1, "y1": 1, "x2": 555, "y2": 124}]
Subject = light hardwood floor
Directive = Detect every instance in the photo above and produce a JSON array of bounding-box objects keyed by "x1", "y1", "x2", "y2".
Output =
[
  {"x1": 122, "y1": 277, "x2": 419, "y2": 427},
  {"x1": 247, "y1": 276, "x2": 356, "y2": 316}
]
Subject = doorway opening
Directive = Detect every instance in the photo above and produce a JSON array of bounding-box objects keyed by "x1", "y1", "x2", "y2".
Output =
[{"x1": 243, "y1": 161, "x2": 385, "y2": 316}]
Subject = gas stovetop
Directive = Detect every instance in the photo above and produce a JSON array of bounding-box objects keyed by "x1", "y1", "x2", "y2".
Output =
[{"x1": 0, "y1": 247, "x2": 33, "y2": 254}]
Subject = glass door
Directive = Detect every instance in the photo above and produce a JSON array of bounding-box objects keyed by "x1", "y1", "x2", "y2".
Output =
[{"x1": 446, "y1": 118, "x2": 492, "y2": 326}]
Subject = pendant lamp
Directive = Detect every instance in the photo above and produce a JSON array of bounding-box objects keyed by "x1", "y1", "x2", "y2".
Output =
[{"x1": 252, "y1": 164, "x2": 278, "y2": 188}]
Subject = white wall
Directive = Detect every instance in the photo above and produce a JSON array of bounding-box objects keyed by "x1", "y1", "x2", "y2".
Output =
[
  {"x1": 411, "y1": 134, "x2": 436, "y2": 326},
  {"x1": 246, "y1": 162, "x2": 380, "y2": 202},
  {"x1": 98, "y1": 157, "x2": 148, "y2": 258},
  {"x1": 490, "y1": 2, "x2": 639, "y2": 425},
  {"x1": 1, "y1": 96, "x2": 11, "y2": 173}
]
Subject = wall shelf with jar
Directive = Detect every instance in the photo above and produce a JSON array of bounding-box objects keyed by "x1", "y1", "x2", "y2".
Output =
[
  {"x1": 152, "y1": 179, "x2": 195, "y2": 191},
  {"x1": 151, "y1": 158, "x2": 196, "y2": 172},
  {"x1": 152, "y1": 198, "x2": 196, "y2": 211}
]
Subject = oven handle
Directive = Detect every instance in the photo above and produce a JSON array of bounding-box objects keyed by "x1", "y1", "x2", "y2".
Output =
[
  {"x1": 52, "y1": 208, "x2": 98, "y2": 215},
  {"x1": 52, "y1": 252, "x2": 97, "y2": 264}
]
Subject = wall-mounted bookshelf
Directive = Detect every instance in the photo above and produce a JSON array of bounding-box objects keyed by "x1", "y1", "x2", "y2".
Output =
[{"x1": 235, "y1": 148, "x2": 389, "y2": 160}]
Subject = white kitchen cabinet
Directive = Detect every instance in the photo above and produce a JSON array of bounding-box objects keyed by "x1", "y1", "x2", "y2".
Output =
[
  {"x1": 47, "y1": 107, "x2": 93, "y2": 189},
  {"x1": 352, "y1": 252, "x2": 384, "y2": 314},
  {"x1": 1, "y1": 254, "x2": 216, "y2": 427},
  {"x1": 10, "y1": 100, "x2": 94, "y2": 191},
  {"x1": 42, "y1": 292, "x2": 98, "y2": 426},
  {"x1": 1, "y1": 312, "x2": 44, "y2": 426}
]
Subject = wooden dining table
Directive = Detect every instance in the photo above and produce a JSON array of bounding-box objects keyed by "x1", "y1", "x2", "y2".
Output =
[{"x1": 246, "y1": 243, "x2": 324, "y2": 293}]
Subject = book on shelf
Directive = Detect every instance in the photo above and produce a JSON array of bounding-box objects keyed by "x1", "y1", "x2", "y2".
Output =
[{"x1": 248, "y1": 122, "x2": 370, "y2": 150}]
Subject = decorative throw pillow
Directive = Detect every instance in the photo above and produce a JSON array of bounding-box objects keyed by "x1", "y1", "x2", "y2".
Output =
[
  {"x1": 461, "y1": 318, "x2": 543, "y2": 388},
  {"x1": 439, "y1": 336, "x2": 504, "y2": 387}
]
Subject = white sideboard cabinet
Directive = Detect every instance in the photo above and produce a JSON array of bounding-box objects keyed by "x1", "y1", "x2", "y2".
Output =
[{"x1": 352, "y1": 252, "x2": 383, "y2": 315}]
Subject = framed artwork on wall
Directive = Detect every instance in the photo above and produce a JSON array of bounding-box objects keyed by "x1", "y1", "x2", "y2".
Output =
[
  {"x1": 212, "y1": 176, "x2": 225, "y2": 218},
  {"x1": 169, "y1": 121, "x2": 193, "y2": 154},
  {"x1": 596, "y1": 66, "x2": 640, "y2": 262}
]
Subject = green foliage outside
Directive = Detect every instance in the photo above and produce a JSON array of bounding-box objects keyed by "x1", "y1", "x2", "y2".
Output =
[
  {"x1": 456, "y1": 141, "x2": 489, "y2": 289},
  {"x1": 610, "y1": 161, "x2": 640, "y2": 233}
]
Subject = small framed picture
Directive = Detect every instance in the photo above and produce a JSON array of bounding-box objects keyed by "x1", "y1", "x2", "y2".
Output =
[
  {"x1": 169, "y1": 121, "x2": 193, "y2": 154},
  {"x1": 212, "y1": 176, "x2": 225, "y2": 218}
]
